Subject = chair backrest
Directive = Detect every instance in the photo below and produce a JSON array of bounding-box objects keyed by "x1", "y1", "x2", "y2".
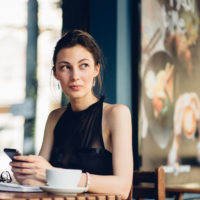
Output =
[{"x1": 132, "y1": 166, "x2": 166, "y2": 200}]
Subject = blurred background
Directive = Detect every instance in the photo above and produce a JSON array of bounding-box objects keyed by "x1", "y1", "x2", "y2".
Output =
[{"x1": 0, "y1": 0, "x2": 62, "y2": 173}]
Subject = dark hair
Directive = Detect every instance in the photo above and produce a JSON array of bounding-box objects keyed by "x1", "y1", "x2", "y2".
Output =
[{"x1": 53, "y1": 30, "x2": 103, "y2": 91}]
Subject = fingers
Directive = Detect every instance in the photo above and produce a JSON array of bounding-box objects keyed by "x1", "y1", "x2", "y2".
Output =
[
  {"x1": 14, "y1": 173, "x2": 35, "y2": 182},
  {"x1": 11, "y1": 164, "x2": 47, "y2": 181},
  {"x1": 13, "y1": 170, "x2": 46, "y2": 183},
  {"x1": 11, "y1": 167, "x2": 34, "y2": 175},
  {"x1": 13, "y1": 155, "x2": 37, "y2": 162},
  {"x1": 13, "y1": 172, "x2": 30, "y2": 184},
  {"x1": 13, "y1": 155, "x2": 51, "y2": 167},
  {"x1": 10, "y1": 155, "x2": 51, "y2": 184},
  {"x1": 10, "y1": 161, "x2": 34, "y2": 169}
]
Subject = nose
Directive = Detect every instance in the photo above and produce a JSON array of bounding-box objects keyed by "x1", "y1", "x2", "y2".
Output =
[{"x1": 71, "y1": 68, "x2": 80, "y2": 81}]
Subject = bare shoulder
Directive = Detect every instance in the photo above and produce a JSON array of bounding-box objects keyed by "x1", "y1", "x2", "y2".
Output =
[
  {"x1": 103, "y1": 103, "x2": 132, "y2": 142},
  {"x1": 103, "y1": 102, "x2": 131, "y2": 118},
  {"x1": 49, "y1": 107, "x2": 66, "y2": 119},
  {"x1": 103, "y1": 103, "x2": 132, "y2": 131},
  {"x1": 46, "y1": 107, "x2": 67, "y2": 126}
]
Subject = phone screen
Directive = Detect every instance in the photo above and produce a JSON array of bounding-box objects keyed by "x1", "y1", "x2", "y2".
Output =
[{"x1": 4, "y1": 148, "x2": 22, "y2": 161}]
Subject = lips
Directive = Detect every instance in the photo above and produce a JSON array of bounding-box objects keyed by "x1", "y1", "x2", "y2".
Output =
[{"x1": 69, "y1": 85, "x2": 82, "y2": 91}]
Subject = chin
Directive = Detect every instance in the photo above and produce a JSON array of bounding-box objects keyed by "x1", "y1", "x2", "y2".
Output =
[{"x1": 66, "y1": 91, "x2": 85, "y2": 99}]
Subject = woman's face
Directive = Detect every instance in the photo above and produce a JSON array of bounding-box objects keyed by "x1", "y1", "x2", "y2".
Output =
[{"x1": 54, "y1": 45, "x2": 99, "y2": 99}]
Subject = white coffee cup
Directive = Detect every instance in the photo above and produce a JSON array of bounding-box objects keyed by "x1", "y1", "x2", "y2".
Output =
[{"x1": 46, "y1": 168, "x2": 82, "y2": 188}]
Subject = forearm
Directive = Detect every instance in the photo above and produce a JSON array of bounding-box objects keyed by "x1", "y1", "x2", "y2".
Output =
[{"x1": 78, "y1": 173, "x2": 132, "y2": 199}]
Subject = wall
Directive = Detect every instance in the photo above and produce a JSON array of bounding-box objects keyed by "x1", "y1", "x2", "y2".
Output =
[{"x1": 90, "y1": 0, "x2": 117, "y2": 104}]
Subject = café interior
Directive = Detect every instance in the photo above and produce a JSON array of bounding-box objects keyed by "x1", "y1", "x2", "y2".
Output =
[{"x1": 1, "y1": 0, "x2": 200, "y2": 199}]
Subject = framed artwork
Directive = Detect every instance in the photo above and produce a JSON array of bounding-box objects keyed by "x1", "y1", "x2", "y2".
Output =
[{"x1": 139, "y1": 0, "x2": 200, "y2": 172}]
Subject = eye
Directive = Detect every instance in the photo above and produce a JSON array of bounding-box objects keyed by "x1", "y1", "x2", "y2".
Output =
[
  {"x1": 61, "y1": 65, "x2": 70, "y2": 70},
  {"x1": 80, "y1": 63, "x2": 89, "y2": 69}
]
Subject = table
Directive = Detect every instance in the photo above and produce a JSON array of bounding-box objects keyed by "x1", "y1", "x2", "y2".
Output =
[
  {"x1": 166, "y1": 183, "x2": 200, "y2": 200},
  {"x1": 0, "y1": 191, "x2": 122, "y2": 200}
]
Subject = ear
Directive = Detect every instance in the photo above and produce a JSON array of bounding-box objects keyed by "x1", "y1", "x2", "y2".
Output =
[
  {"x1": 53, "y1": 66, "x2": 59, "y2": 80},
  {"x1": 94, "y1": 64, "x2": 100, "y2": 77}
]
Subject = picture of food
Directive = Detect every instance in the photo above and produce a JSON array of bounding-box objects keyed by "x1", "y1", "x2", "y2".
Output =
[
  {"x1": 145, "y1": 62, "x2": 174, "y2": 118},
  {"x1": 140, "y1": 0, "x2": 200, "y2": 171},
  {"x1": 142, "y1": 51, "x2": 174, "y2": 149},
  {"x1": 168, "y1": 92, "x2": 200, "y2": 166},
  {"x1": 165, "y1": 33, "x2": 193, "y2": 76},
  {"x1": 163, "y1": 1, "x2": 199, "y2": 76}
]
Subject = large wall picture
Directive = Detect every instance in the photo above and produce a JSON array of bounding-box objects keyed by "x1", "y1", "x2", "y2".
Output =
[{"x1": 139, "y1": 0, "x2": 200, "y2": 171}]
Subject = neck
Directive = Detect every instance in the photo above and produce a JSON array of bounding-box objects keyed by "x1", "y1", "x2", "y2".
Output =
[{"x1": 69, "y1": 93, "x2": 99, "y2": 111}]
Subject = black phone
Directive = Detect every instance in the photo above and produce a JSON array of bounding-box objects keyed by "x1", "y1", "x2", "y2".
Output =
[{"x1": 4, "y1": 148, "x2": 22, "y2": 162}]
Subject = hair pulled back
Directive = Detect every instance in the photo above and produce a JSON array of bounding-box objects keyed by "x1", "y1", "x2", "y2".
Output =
[{"x1": 53, "y1": 30, "x2": 103, "y2": 91}]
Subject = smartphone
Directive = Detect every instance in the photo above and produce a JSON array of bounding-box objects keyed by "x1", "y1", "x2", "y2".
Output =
[{"x1": 4, "y1": 148, "x2": 22, "y2": 162}]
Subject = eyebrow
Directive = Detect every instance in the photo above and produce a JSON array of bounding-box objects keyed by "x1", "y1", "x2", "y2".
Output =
[
  {"x1": 78, "y1": 58, "x2": 90, "y2": 63},
  {"x1": 58, "y1": 58, "x2": 90, "y2": 65}
]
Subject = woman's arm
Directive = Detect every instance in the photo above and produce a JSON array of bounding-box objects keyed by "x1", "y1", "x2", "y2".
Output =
[
  {"x1": 39, "y1": 108, "x2": 65, "y2": 159},
  {"x1": 10, "y1": 108, "x2": 65, "y2": 185},
  {"x1": 78, "y1": 104, "x2": 133, "y2": 199}
]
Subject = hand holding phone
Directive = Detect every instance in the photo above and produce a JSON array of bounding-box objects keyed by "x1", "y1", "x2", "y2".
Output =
[{"x1": 4, "y1": 148, "x2": 22, "y2": 162}]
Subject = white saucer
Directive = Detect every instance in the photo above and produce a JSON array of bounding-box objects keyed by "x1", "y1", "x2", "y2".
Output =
[{"x1": 40, "y1": 185, "x2": 86, "y2": 196}]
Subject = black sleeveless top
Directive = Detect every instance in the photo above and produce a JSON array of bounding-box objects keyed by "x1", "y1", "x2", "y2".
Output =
[{"x1": 49, "y1": 97, "x2": 113, "y2": 175}]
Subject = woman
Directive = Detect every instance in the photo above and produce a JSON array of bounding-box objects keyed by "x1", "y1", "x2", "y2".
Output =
[{"x1": 10, "y1": 30, "x2": 133, "y2": 199}]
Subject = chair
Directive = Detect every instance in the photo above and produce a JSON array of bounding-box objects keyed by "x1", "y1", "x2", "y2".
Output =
[{"x1": 131, "y1": 166, "x2": 166, "y2": 200}]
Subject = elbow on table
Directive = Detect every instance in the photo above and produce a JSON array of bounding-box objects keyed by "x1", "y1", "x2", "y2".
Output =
[{"x1": 118, "y1": 182, "x2": 132, "y2": 200}]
